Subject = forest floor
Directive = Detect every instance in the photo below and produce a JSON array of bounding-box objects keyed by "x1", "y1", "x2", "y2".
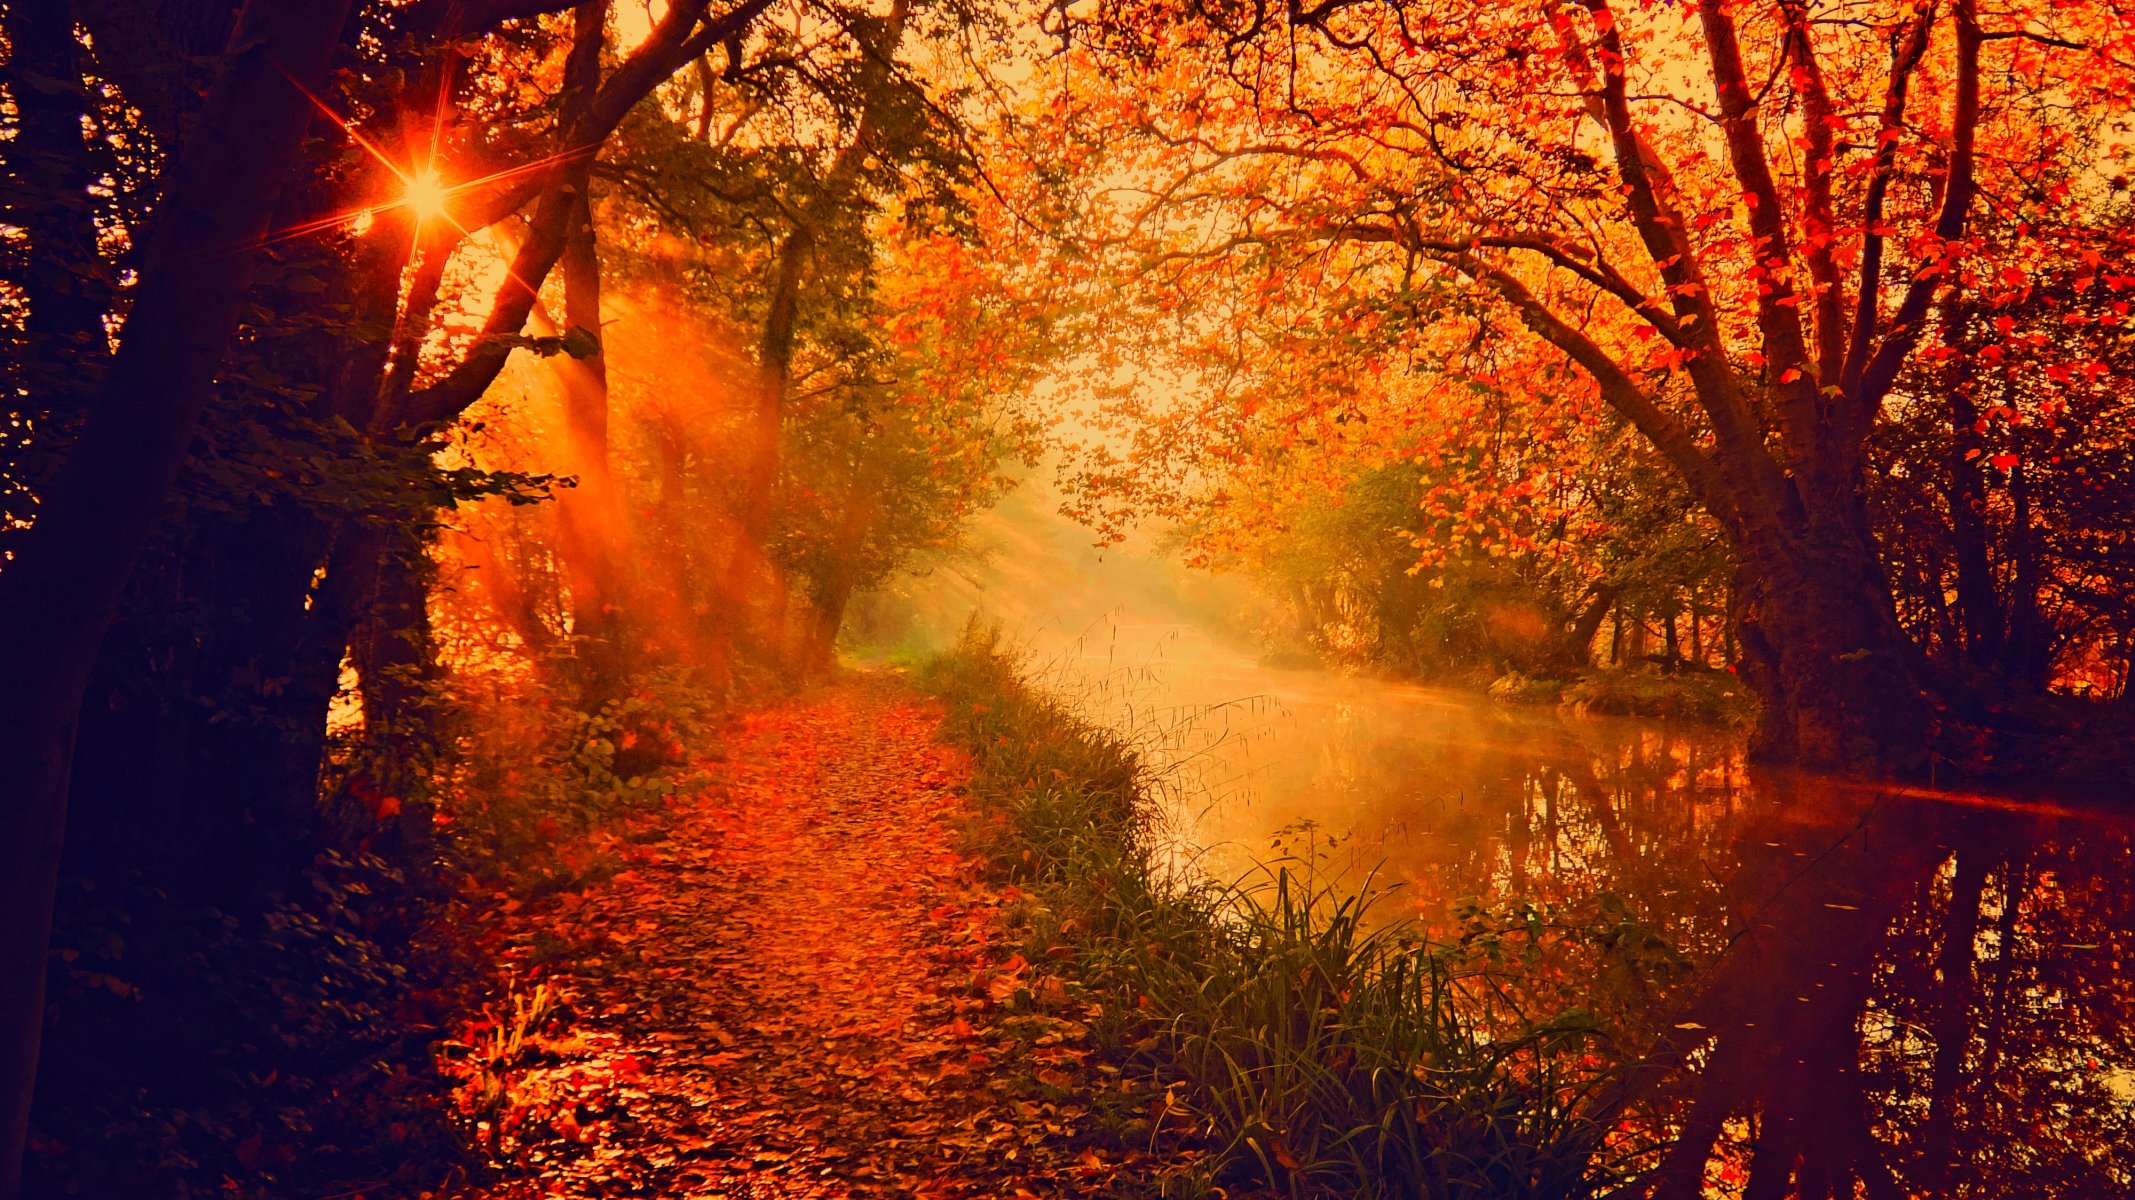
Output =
[{"x1": 439, "y1": 676, "x2": 1141, "y2": 1199}]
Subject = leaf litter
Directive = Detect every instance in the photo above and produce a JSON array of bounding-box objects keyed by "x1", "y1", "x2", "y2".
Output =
[{"x1": 437, "y1": 678, "x2": 1150, "y2": 1198}]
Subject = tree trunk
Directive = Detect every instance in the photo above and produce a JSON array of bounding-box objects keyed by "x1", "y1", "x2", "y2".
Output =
[
  {"x1": 1999, "y1": 461, "x2": 2050, "y2": 688},
  {"x1": 806, "y1": 580, "x2": 854, "y2": 676},
  {"x1": 1561, "y1": 582, "x2": 1618, "y2": 669},
  {"x1": 349, "y1": 522, "x2": 442, "y2": 865},
  {"x1": 553, "y1": 187, "x2": 624, "y2": 685},
  {"x1": 353, "y1": 526, "x2": 436, "y2": 740},
  {"x1": 1624, "y1": 613, "x2": 1648, "y2": 663},
  {"x1": 1940, "y1": 304, "x2": 2003, "y2": 671},
  {"x1": 714, "y1": 0, "x2": 909, "y2": 666},
  {"x1": 0, "y1": 3, "x2": 353, "y2": 1193},
  {"x1": 552, "y1": 1, "x2": 624, "y2": 694},
  {"x1": 1730, "y1": 526, "x2": 1932, "y2": 772}
]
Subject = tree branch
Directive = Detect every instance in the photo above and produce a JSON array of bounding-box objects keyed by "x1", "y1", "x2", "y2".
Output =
[
  {"x1": 1846, "y1": 0, "x2": 1979, "y2": 441},
  {"x1": 1838, "y1": 0, "x2": 1938, "y2": 392},
  {"x1": 1433, "y1": 249, "x2": 1735, "y2": 522},
  {"x1": 1562, "y1": 0, "x2": 1788, "y2": 516},
  {"x1": 1695, "y1": 0, "x2": 1821, "y2": 479},
  {"x1": 1778, "y1": 0, "x2": 1849, "y2": 383},
  {"x1": 391, "y1": 0, "x2": 777, "y2": 427}
]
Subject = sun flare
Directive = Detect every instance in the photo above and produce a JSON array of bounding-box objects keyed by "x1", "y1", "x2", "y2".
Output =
[{"x1": 404, "y1": 168, "x2": 449, "y2": 223}]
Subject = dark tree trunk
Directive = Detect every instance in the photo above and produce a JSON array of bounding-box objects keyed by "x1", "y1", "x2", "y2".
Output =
[
  {"x1": 805, "y1": 580, "x2": 854, "y2": 675},
  {"x1": 176, "y1": 509, "x2": 342, "y2": 902},
  {"x1": 552, "y1": 1, "x2": 624, "y2": 694},
  {"x1": 1940, "y1": 304, "x2": 2004, "y2": 671},
  {"x1": 0, "y1": 3, "x2": 354, "y2": 1193},
  {"x1": 1561, "y1": 582, "x2": 1618, "y2": 669},
  {"x1": 348, "y1": 522, "x2": 442, "y2": 864},
  {"x1": 353, "y1": 526, "x2": 436, "y2": 741},
  {"x1": 1730, "y1": 524, "x2": 1932, "y2": 772},
  {"x1": 1999, "y1": 461, "x2": 2050, "y2": 688}
]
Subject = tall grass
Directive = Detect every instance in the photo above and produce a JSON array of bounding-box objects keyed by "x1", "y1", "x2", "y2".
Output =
[{"x1": 922, "y1": 624, "x2": 1635, "y2": 1199}]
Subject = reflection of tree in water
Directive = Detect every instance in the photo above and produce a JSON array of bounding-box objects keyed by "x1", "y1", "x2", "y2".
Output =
[
  {"x1": 1307, "y1": 710, "x2": 2135, "y2": 1195},
  {"x1": 1151, "y1": 681, "x2": 2133, "y2": 1194},
  {"x1": 1565, "y1": 777, "x2": 2135, "y2": 1198}
]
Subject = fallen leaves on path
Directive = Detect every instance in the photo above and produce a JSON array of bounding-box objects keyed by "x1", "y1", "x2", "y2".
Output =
[{"x1": 437, "y1": 679, "x2": 1151, "y2": 1198}]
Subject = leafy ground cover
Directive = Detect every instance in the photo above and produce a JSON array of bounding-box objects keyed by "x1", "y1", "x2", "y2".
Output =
[{"x1": 432, "y1": 680, "x2": 1156, "y2": 1198}]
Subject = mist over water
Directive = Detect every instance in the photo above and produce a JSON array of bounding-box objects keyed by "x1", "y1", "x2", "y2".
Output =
[
  {"x1": 863, "y1": 478, "x2": 2135, "y2": 1195},
  {"x1": 859, "y1": 471, "x2": 1747, "y2": 891}
]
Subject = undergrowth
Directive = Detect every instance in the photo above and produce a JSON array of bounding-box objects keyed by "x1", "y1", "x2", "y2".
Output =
[
  {"x1": 29, "y1": 656, "x2": 726, "y2": 1199},
  {"x1": 922, "y1": 623, "x2": 1641, "y2": 1199}
]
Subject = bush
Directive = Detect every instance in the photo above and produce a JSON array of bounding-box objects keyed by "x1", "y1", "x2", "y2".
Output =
[{"x1": 921, "y1": 623, "x2": 1642, "y2": 1199}]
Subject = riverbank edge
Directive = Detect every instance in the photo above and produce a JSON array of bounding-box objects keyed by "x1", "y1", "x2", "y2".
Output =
[
  {"x1": 1254, "y1": 646, "x2": 1759, "y2": 728},
  {"x1": 916, "y1": 626, "x2": 1640, "y2": 1199}
]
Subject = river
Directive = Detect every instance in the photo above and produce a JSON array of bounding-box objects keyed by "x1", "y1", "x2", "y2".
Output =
[{"x1": 865, "y1": 481, "x2": 2135, "y2": 1196}]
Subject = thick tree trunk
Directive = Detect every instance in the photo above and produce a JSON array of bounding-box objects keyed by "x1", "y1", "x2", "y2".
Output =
[
  {"x1": 0, "y1": 4, "x2": 353, "y2": 1194},
  {"x1": 805, "y1": 581, "x2": 853, "y2": 675},
  {"x1": 1730, "y1": 525, "x2": 1933, "y2": 772},
  {"x1": 175, "y1": 510, "x2": 342, "y2": 903}
]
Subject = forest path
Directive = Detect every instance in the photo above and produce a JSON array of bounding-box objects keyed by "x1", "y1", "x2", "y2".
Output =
[{"x1": 453, "y1": 677, "x2": 1113, "y2": 1199}]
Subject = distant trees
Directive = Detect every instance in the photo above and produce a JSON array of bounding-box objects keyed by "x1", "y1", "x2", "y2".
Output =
[{"x1": 1157, "y1": 347, "x2": 1730, "y2": 679}]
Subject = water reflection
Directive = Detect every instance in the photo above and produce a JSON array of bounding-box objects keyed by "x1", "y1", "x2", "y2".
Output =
[
  {"x1": 1047, "y1": 628, "x2": 2135, "y2": 1198},
  {"x1": 876, "y1": 479, "x2": 2134, "y2": 1194}
]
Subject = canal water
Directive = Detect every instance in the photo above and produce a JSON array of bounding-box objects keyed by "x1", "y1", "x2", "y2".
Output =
[{"x1": 871, "y1": 480, "x2": 2135, "y2": 1196}]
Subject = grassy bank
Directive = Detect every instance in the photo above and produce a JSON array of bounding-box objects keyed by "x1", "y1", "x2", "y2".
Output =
[{"x1": 920, "y1": 627, "x2": 1638, "y2": 1199}]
